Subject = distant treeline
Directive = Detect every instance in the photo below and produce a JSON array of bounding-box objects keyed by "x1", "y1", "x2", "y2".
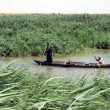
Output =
[{"x1": 0, "y1": 14, "x2": 110, "y2": 56}]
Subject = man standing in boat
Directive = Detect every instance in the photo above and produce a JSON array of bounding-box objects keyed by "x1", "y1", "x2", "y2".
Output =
[{"x1": 44, "y1": 43, "x2": 53, "y2": 63}]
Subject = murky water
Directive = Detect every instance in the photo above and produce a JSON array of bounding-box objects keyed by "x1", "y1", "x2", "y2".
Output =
[{"x1": 0, "y1": 49, "x2": 110, "y2": 79}]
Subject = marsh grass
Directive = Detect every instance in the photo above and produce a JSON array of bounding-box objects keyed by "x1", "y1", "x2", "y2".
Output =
[
  {"x1": 0, "y1": 14, "x2": 110, "y2": 56},
  {"x1": 0, "y1": 61, "x2": 110, "y2": 110}
]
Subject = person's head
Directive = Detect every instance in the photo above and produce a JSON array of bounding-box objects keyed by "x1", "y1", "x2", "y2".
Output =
[
  {"x1": 98, "y1": 57, "x2": 101, "y2": 60},
  {"x1": 47, "y1": 43, "x2": 49, "y2": 46}
]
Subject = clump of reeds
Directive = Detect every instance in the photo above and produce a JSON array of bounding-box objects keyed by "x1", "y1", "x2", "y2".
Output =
[
  {"x1": 0, "y1": 62, "x2": 110, "y2": 110},
  {"x1": 0, "y1": 14, "x2": 110, "y2": 56}
]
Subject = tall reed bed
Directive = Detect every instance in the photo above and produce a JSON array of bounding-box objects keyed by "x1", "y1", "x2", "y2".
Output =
[
  {"x1": 0, "y1": 14, "x2": 110, "y2": 56},
  {"x1": 0, "y1": 62, "x2": 110, "y2": 110}
]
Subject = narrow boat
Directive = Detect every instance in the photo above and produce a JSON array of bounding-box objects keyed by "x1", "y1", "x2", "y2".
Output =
[{"x1": 34, "y1": 60, "x2": 110, "y2": 68}]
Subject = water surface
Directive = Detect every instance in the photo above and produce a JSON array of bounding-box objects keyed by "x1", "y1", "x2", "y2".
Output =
[{"x1": 0, "y1": 49, "x2": 110, "y2": 79}]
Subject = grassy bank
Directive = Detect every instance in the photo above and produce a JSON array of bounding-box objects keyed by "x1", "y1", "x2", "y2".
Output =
[
  {"x1": 0, "y1": 14, "x2": 110, "y2": 56},
  {"x1": 0, "y1": 64, "x2": 110, "y2": 110}
]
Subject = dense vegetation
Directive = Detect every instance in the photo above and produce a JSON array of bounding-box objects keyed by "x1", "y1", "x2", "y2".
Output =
[
  {"x1": 0, "y1": 14, "x2": 110, "y2": 56},
  {"x1": 0, "y1": 62, "x2": 110, "y2": 110}
]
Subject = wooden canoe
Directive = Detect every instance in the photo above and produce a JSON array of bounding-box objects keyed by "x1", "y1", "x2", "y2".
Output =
[{"x1": 34, "y1": 60, "x2": 110, "y2": 68}]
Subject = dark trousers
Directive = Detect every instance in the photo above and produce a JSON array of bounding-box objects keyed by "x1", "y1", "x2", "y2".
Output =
[{"x1": 46, "y1": 53, "x2": 52, "y2": 63}]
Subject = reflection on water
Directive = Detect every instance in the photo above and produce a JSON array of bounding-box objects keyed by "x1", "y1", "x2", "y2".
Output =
[{"x1": 0, "y1": 49, "x2": 110, "y2": 79}]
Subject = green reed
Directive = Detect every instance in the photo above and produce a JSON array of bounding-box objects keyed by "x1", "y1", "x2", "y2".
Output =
[
  {"x1": 0, "y1": 61, "x2": 110, "y2": 110},
  {"x1": 0, "y1": 14, "x2": 110, "y2": 56}
]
